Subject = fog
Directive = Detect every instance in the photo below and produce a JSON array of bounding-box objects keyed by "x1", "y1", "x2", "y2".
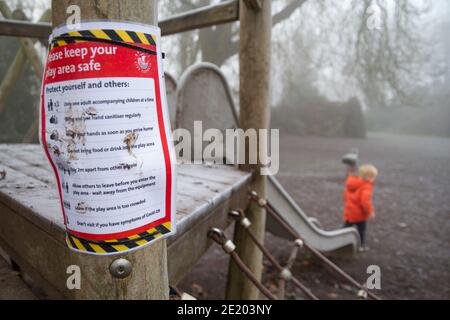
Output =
[{"x1": 0, "y1": 0, "x2": 449, "y2": 141}]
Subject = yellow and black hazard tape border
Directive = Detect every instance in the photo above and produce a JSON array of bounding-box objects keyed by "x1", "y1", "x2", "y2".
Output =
[
  {"x1": 50, "y1": 28, "x2": 157, "y2": 54},
  {"x1": 66, "y1": 222, "x2": 171, "y2": 254}
]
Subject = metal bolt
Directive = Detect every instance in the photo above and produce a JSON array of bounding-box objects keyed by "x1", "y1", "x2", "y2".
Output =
[
  {"x1": 222, "y1": 240, "x2": 236, "y2": 253},
  {"x1": 228, "y1": 210, "x2": 241, "y2": 219},
  {"x1": 109, "y1": 258, "x2": 132, "y2": 279},
  {"x1": 257, "y1": 198, "x2": 267, "y2": 207},
  {"x1": 280, "y1": 268, "x2": 293, "y2": 281},
  {"x1": 240, "y1": 217, "x2": 252, "y2": 229},
  {"x1": 295, "y1": 238, "x2": 304, "y2": 248}
]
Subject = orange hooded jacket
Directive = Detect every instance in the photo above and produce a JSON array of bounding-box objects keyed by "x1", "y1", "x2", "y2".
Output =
[{"x1": 343, "y1": 175, "x2": 374, "y2": 223}]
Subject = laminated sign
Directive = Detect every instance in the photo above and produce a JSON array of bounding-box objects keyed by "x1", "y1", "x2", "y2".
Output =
[{"x1": 40, "y1": 22, "x2": 176, "y2": 255}]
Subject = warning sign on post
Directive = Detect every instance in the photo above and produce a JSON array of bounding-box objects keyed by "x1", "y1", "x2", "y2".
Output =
[{"x1": 40, "y1": 22, "x2": 176, "y2": 255}]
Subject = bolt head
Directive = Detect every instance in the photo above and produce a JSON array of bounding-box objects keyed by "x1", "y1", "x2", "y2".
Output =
[
  {"x1": 109, "y1": 258, "x2": 132, "y2": 279},
  {"x1": 249, "y1": 190, "x2": 258, "y2": 197},
  {"x1": 295, "y1": 239, "x2": 304, "y2": 248}
]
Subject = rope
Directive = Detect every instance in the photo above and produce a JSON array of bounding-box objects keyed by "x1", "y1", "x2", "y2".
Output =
[
  {"x1": 249, "y1": 191, "x2": 382, "y2": 301},
  {"x1": 230, "y1": 209, "x2": 319, "y2": 300},
  {"x1": 208, "y1": 228, "x2": 277, "y2": 300}
]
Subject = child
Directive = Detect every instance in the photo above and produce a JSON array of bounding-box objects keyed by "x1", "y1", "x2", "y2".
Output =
[{"x1": 343, "y1": 164, "x2": 378, "y2": 252}]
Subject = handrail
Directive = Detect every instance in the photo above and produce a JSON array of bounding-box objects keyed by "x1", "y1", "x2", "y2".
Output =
[
  {"x1": 0, "y1": 0, "x2": 239, "y2": 39},
  {"x1": 161, "y1": 0, "x2": 238, "y2": 36},
  {"x1": 0, "y1": 19, "x2": 51, "y2": 38}
]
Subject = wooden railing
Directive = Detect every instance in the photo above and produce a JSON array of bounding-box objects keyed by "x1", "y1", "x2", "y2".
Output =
[{"x1": 0, "y1": 0, "x2": 239, "y2": 39}]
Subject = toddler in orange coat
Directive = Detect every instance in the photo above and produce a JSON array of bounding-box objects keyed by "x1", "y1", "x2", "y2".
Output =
[{"x1": 343, "y1": 164, "x2": 378, "y2": 252}]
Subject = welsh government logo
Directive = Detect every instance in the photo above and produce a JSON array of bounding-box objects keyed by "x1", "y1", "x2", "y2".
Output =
[{"x1": 135, "y1": 52, "x2": 151, "y2": 73}]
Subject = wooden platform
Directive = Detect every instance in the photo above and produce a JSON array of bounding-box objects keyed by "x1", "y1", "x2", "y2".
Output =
[{"x1": 0, "y1": 144, "x2": 251, "y2": 299}]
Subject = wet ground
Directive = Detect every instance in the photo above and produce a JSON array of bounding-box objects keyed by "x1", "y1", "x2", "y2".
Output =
[
  {"x1": 0, "y1": 133, "x2": 448, "y2": 300},
  {"x1": 179, "y1": 133, "x2": 450, "y2": 300}
]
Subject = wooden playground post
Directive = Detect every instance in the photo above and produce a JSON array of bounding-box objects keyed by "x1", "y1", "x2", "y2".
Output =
[
  {"x1": 226, "y1": 0, "x2": 272, "y2": 299},
  {"x1": 51, "y1": 0, "x2": 168, "y2": 300}
]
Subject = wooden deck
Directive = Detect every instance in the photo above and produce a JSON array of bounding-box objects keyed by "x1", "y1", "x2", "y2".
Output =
[{"x1": 0, "y1": 144, "x2": 251, "y2": 299}]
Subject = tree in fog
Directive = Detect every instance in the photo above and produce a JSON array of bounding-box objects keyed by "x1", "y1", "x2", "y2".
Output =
[
  {"x1": 161, "y1": 0, "x2": 307, "y2": 75},
  {"x1": 298, "y1": 0, "x2": 446, "y2": 109}
]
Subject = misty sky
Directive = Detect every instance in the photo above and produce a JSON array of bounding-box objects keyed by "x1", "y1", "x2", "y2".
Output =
[{"x1": 3, "y1": 0, "x2": 449, "y2": 108}]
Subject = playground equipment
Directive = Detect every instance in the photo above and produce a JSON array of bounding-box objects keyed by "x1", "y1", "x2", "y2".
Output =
[
  {"x1": 0, "y1": 0, "x2": 372, "y2": 300},
  {"x1": 164, "y1": 72, "x2": 177, "y2": 129},
  {"x1": 174, "y1": 63, "x2": 360, "y2": 253}
]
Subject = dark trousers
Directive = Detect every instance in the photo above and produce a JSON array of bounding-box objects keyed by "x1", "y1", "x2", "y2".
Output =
[{"x1": 343, "y1": 221, "x2": 367, "y2": 247}]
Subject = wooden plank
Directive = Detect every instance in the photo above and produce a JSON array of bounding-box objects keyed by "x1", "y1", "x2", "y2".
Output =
[
  {"x1": 0, "y1": 19, "x2": 51, "y2": 39},
  {"x1": 0, "y1": 146, "x2": 251, "y2": 237},
  {"x1": 160, "y1": 0, "x2": 239, "y2": 36},
  {"x1": 0, "y1": 179, "x2": 249, "y2": 296},
  {"x1": 0, "y1": 199, "x2": 168, "y2": 299},
  {"x1": 168, "y1": 187, "x2": 247, "y2": 284},
  {"x1": 0, "y1": 163, "x2": 66, "y2": 244},
  {"x1": 0, "y1": 0, "x2": 239, "y2": 39},
  {"x1": 0, "y1": 144, "x2": 251, "y2": 297},
  {"x1": 0, "y1": 144, "x2": 52, "y2": 171},
  {"x1": 0, "y1": 9, "x2": 51, "y2": 120},
  {"x1": 243, "y1": 0, "x2": 262, "y2": 10},
  {"x1": 0, "y1": 3, "x2": 44, "y2": 76},
  {"x1": 0, "y1": 151, "x2": 55, "y2": 184},
  {"x1": 176, "y1": 168, "x2": 248, "y2": 239},
  {"x1": 0, "y1": 253, "x2": 37, "y2": 300}
]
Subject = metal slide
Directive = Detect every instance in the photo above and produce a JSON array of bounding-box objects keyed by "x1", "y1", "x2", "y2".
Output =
[
  {"x1": 266, "y1": 175, "x2": 359, "y2": 253},
  {"x1": 174, "y1": 63, "x2": 360, "y2": 254}
]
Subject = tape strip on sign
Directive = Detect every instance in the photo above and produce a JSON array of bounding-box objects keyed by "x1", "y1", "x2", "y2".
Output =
[
  {"x1": 67, "y1": 222, "x2": 172, "y2": 254},
  {"x1": 40, "y1": 22, "x2": 176, "y2": 255}
]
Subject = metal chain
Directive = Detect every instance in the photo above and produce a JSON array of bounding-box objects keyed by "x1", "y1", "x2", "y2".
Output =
[{"x1": 249, "y1": 191, "x2": 382, "y2": 301}]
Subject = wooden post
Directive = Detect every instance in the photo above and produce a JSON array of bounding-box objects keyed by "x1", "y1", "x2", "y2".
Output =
[
  {"x1": 51, "y1": 0, "x2": 169, "y2": 300},
  {"x1": 226, "y1": 0, "x2": 271, "y2": 299}
]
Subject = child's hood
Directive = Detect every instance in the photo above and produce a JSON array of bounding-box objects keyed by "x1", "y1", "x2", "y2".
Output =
[{"x1": 346, "y1": 175, "x2": 371, "y2": 192}]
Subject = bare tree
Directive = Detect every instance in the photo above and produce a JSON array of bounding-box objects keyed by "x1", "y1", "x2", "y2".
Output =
[
  {"x1": 308, "y1": 0, "x2": 446, "y2": 109},
  {"x1": 161, "y1": 0, "x2": 308, "y2": 70}
]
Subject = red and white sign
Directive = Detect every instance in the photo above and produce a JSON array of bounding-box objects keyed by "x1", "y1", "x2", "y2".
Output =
[{"x1": 40, "y1": 22, "x2": 176, "y2": 253}]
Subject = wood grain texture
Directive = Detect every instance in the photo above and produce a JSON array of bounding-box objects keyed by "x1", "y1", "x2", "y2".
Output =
[
  {"x1": 51, "y1": 0, "x2": 157, "y2": 27},
  {"x1": 50, "y1": 0, "x2": 165, "y2": 299},
  {"x1": 0, "y1": 3, "x2": 44, "y2": 77},
  {"x1": 160, "y1": 0, "x2": 238, "y2": 36},
  {"x1": 0, "y1": 20, "x2": 51, "y2": 39},
  {"x1": 0, "y1": 1, "x2": 238, "y2": 39},
  {"x1": 0, "y1": 144, "x2": 250, "y2": 298},
  {"x1": 226, "y1": 0, "x2": 272, "y2": 300}
]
